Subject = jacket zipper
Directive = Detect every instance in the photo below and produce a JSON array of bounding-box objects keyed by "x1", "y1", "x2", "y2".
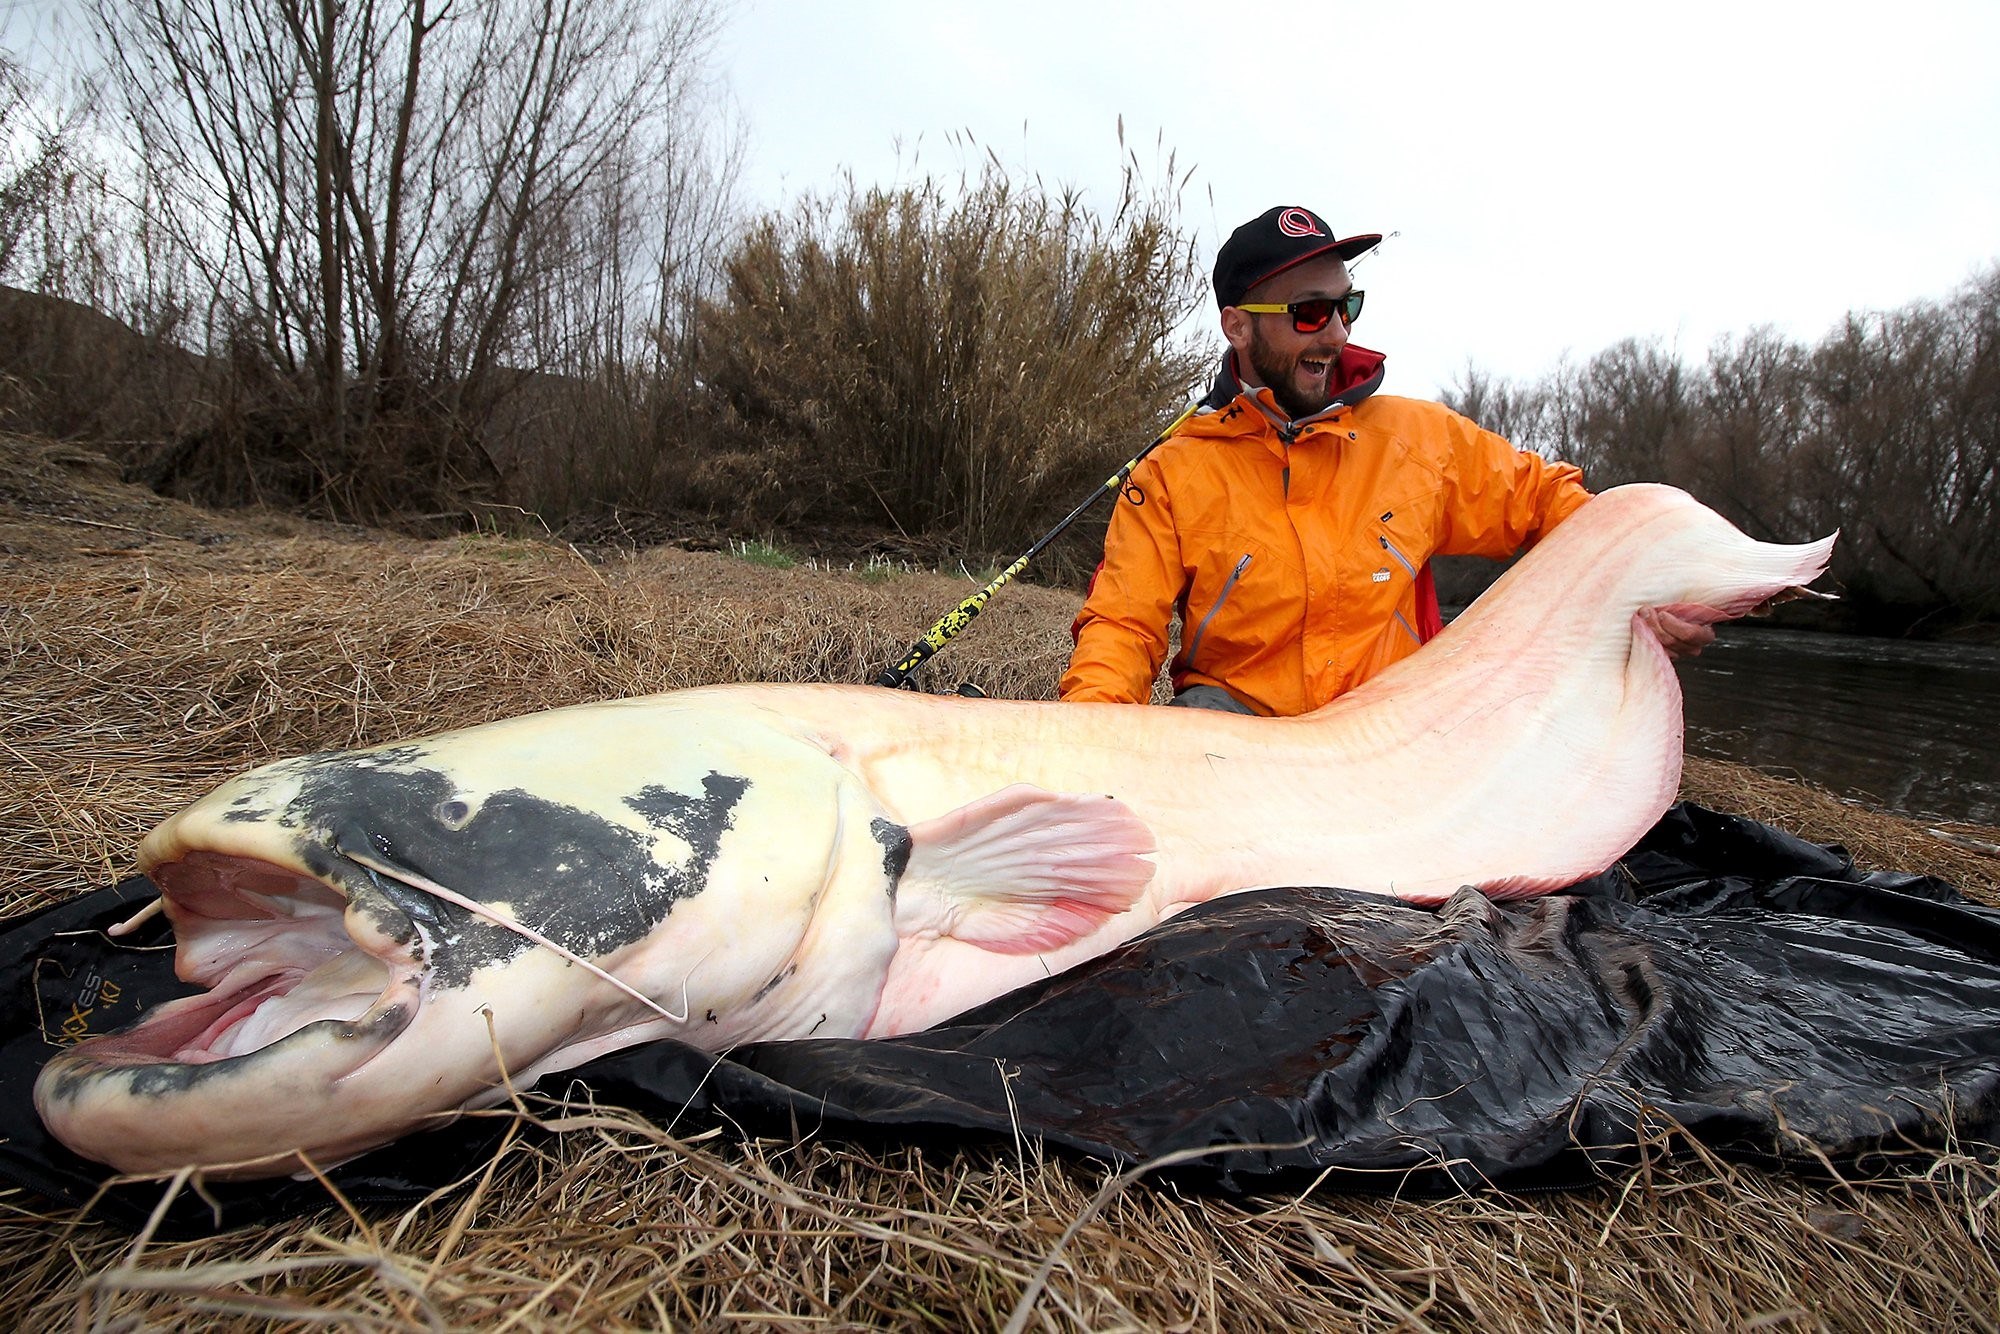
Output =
[
  {"x1": 1184, "y1": 553, "x2": 1252, "y2": 667},
  {"x1": 1380, "y1": 534, "x2": 1423, "y2": 645},
  {"x1": 1378, "y1": 532, "x2": 1419, "y2": 579}
]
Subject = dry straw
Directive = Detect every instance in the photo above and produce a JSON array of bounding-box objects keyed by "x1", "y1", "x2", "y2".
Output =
[{"x1": 3, "y1": 435, "x2": 1996, "y2": 1330}]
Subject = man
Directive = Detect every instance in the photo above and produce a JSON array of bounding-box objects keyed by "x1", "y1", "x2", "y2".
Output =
[{"x1": 1059, "y1": 204, "x2": 1597, "y2": 716}]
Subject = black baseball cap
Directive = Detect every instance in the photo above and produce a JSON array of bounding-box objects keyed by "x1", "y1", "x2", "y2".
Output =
[{"x1": 1213, "y1": 206, "x2": 1382, "y2": 309}]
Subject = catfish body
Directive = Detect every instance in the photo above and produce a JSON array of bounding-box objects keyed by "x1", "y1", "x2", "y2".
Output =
[{"x1": 34, "y1": 485, "x2": 1836, "y2": 1176}]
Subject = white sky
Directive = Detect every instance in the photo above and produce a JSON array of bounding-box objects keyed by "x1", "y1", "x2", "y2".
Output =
[
  {"x1": 7, "y1": 0, "x2": 1997, "y2": 399},
  {"x1": 712, "y1": 0, "x2": 2000, "y2": 397}
]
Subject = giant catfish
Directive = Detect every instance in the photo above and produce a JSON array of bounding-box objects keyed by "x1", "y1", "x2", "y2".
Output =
[{"x1": 34, "y1": 484, "x2": 1836, "y2": 1177}]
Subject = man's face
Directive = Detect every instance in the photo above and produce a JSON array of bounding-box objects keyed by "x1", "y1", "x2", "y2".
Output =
[{"x1": 1221, "y1": 255, "x2": 1354, "y2": 420}]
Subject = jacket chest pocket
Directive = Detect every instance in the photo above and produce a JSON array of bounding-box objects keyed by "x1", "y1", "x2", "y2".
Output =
[
  {"x1": 1182, "y1": 551, "x2": 1254, "y2": 668},
  {"x1": 1362, "y1": 494, "x2": 1442, "y2": 643},
  {"x1": 1367, "y1": 489, "x2": 1442, "y2": 580}
]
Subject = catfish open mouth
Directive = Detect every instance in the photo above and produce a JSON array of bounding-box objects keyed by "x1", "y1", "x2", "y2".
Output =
[{"x1": 71, "y1": 849, "x2": 427, "y2": 1073}]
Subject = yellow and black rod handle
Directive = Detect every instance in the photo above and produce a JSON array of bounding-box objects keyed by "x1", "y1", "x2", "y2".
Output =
[{"x1": 873, "y1": 402, "x2": 1200, "y2": 690}]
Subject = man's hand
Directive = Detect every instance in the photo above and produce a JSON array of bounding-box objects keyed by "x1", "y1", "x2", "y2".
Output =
[{"x1": 1638, "y1": 606, "x2": 1716, "y2": 659}]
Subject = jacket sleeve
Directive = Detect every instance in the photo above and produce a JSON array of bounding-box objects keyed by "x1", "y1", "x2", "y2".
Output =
[
  {"x1": 1435, "y1": 411, "x2": 1592, "y2": 557},
  {"x1": 1059, "y1": 456, "x2": 1185, "y2": 703}
]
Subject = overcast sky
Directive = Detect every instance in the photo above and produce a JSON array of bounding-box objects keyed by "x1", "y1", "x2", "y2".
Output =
[
  {"x1": 6, "y1": 1, "x2": 1996, "y2": 400},
  {"x1": 711, "y1": 0, "x2": 2000, "y2": 398}
]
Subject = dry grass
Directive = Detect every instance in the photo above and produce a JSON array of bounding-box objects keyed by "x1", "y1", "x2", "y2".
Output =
[
  {"x1": 8, "y1": 1104, "x2": 2000, "y2": 1332},
  {"x1": 3, "y1": 432, "x2": 1998, "y2": 1331}
]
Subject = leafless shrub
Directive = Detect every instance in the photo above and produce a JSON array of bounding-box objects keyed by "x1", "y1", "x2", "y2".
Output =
[{"x1": 679, "y1": 144, "x2": 1209, "y2": 574}]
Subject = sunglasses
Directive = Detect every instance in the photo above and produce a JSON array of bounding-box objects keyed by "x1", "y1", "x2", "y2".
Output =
[{"x1": 1236, "y1": 290, "x2": 1365, "y2": 333}]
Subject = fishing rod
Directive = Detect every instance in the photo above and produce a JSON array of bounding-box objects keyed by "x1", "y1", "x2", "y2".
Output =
[{"x1": 873, "y1": 401, "x2": 1201, "y2": 690}]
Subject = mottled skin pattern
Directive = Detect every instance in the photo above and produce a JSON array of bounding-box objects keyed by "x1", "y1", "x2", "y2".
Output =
[{"x1": 34, "y1": 485, "x2": 1837, "y2": 1178}]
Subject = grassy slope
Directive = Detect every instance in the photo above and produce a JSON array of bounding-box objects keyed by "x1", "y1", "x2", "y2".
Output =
[{"x1": 3, "y1": 433, "x2": 1996, "y2": 1330}]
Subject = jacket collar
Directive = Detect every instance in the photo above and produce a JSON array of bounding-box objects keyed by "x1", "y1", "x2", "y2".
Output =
[{"x1": 1198, "y1": 344, "x2": 1387, "y2": 439}]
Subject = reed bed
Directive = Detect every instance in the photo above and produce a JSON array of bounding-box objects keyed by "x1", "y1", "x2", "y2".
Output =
[{"x1": 3, "y1": 434, "x2": 1997, "y2": 1331}]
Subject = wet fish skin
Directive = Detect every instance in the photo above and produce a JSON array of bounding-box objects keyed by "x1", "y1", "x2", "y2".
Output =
[{"x1": 33, "y1": 484, "x2": 1836, "y2": 1177}]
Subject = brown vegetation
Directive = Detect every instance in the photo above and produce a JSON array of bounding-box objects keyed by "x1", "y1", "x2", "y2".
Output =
[
  {"x1": 671, "y1": 160, "x2": 1207, "y2": 574},
  {"x1": 1445, "y1": 268, "x2": 2000, "y2": 632},
  {"x1": 4, "y1": 9, "x2": 1207, "y2": 576},
  {"x1": 3, "y1": 432, "x2": 1997, "y2": 1330},
  {"x1": 10, "y1": 0, "x2": 743, "y2": 524},
  {"x1": 8, "y1": 19, "x2": 1994, "y2": 628},
  {"x1": 4, "y1": 14, "x2": 1994, "y2": 1326}
]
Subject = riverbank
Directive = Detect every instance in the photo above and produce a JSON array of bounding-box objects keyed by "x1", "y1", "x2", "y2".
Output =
[{"x1": 4, "y1": 430, "x2": 1997, "y2": 1330}]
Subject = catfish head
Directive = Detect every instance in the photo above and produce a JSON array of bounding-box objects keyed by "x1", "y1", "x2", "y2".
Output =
[{"x1": 33, "y1": 701, "x2": 898, "y2": 1178}]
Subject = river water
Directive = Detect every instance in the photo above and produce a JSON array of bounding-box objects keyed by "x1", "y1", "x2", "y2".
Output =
[{"x1": 1674, "y1": 626, "x2": 2000, "y2": 829}]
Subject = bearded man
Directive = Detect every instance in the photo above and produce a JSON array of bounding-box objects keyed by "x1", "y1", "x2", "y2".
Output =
[{"x1": 1059, "y1": 204, "x2": 1599, "y2": 715}]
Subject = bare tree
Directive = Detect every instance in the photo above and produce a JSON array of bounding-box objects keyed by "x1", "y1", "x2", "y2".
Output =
[
  {"x1": 1689, "y1": 327, "x2": 1808, "y2": 542},
  {"x1": 1446, "y1": 267, "x2": 1999, "y2": 628},
  {"x1": 0, "y1": 51, "x2": 63, "y2": 281},
  {"x1": 0, "y1": 48, "x2": 124, "y2": 307},
  {"x1": 1797, "y1": 274, "x2": 2000, "y2": 616},
  {"x1": 95, "y1": 0, "x2": 736, "y2": 518},
  {"x1": 1442, "y1": 360, "x2": 1551, "y2": 454}
]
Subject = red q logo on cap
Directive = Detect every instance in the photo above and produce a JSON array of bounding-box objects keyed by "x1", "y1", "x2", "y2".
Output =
[{"x1": 1277, "y1": 208, "x2": 1326, "y2": 239}]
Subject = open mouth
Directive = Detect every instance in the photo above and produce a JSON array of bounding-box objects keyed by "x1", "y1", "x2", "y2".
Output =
[{"x1": 78, "y1": 850, "x2": 426, "y2": 1070}]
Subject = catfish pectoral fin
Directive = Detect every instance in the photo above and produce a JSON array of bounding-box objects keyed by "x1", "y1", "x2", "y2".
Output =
[{"x1": 893, "y1": 784, "x2": 1157, "y2": 953}]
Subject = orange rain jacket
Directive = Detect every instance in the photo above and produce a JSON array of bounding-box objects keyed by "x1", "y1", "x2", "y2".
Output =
[{"x1": 1059, "y1": 345, "x2": 1591, "y2": 717}]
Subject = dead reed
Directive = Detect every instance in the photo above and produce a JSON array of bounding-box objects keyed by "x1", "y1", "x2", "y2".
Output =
[
  {"x1": 679, "y1": 159, "x2": 1209, "y2": 576},
  {"x1": 3, "y1": 433, "x2": 1996, "y2": 1331}
]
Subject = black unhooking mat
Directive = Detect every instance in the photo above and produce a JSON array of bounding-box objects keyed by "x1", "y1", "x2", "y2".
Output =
[{"x1": 3, "y1": 803, "x2": 1998, "y2": 1234}]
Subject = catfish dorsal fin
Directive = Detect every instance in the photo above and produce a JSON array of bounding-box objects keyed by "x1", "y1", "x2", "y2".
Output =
[{"x1": 896, "y1": 784, "x2": 1157, "y2": 954}]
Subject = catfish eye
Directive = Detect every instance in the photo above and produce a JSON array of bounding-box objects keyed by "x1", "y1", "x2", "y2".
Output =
[{"x1": 435, "y1": 799, "x2": 472, "y2": 829}]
